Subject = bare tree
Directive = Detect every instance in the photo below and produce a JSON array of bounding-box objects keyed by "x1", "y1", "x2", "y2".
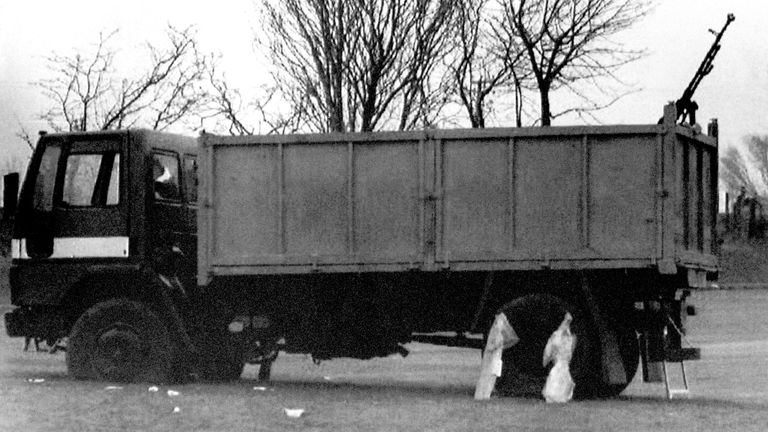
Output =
[
  {"x1": 259, "y1": 0, "x2": 346, "y2": 132},
  {"x1": 259, "y1": 0, "x2": 457, "y2": 133},
  {"x1": 390, "y1": 0, "x2": 457, "y2": 130},
  {"x1": 721, "y1": 146, "x2": 756, "y2": 196},
  {"x1": 205, "y1": 53, "x2": 320, "y2": 136},
  {"x1": 207, "y1": 76, "x2": 254, "y2": 135},
  {"x1": 35, "y1": 26, "x2": 211, "y2": 133},
  {"x1": 16, "y1": 122, "x2": 37, "y2": 152},
  {"x1": 720, "y1": 135, "x2": 768, "y2": 198},
  {"x1": 499, "y1": 0, "x2": 650, "y2": 126},
  {"x1": 447, "y1": 0, "x2": 532, "y2": 128}
]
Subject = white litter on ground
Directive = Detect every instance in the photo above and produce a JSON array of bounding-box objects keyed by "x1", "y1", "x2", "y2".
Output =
[
  {"x1": 104, "y1": 386, "x2": 123, "y2": 390},
  {"x1": 284, "y1": 408, "x2": 305, "y2": 418},
  {"x1": 167, "y1": 390, "x2": 180, "y2": 397},
  {"x1": 172, "y1": 406, "x2": 181, "y2": 413},
  {"x1": 148, "y1": 386, "x2": 159, "y2": 392},
  {"x1": 26, "y1": 378, "x2": 45, "y2": 383},
  {"x1": 253, "y1": 386, "x2": 268, "y2": 391}
]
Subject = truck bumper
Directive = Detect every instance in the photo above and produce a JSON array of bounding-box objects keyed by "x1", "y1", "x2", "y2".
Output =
[{"x1": 4, "y1": 307, "x2": 66, "y2": 338}]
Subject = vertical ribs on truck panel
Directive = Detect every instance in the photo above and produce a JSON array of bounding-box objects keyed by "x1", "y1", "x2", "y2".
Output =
[
  {"x1": 655, "y1": 134, "x2": 664, "y2": 261},
  {"x1": 691, "y1": 147, "x2": 704, "y2": 252},
  {"x1": 580, "y1": 135, "x2": 591, "y2": 250},
  {"x1": 277, "y1": 142, "x2": 285, "y2": 255},
  {"x1": 424, "y1": 138, "x2": 437, "y2": 267},
  {"x1": 710, "y1": 130, "x2": 719, "y2": 255},
  {"x1": 418, "y1": 138, "x2": 426, "y2": 265},
  {"x1": 682, "y1": 141, "x2": 690, "y2": 249},
  {"x1": 689, "y1": 140, "x2": 704, "y2": 253},
  {"x1": 506, "y1": 137, "x2": 516, "y2": 252},
  {"x1": 346, "y1": 141, "x2": 355, "y2": 255},
  {"x1": 696, "y1": 145, "x2": 705, "y2": 252},
  {"x1": 435, "y1": 138, "x2": 446, "y2": 268},
  {"x1": 701, "y1": 146, "x2": 713, "y2": 255},
  {"x1": 660, "y1": 103, "x2": 679, "y2": 273},
  {"x1": 696, "y1": 145, "x2": 703, "y2": 252},
  {"x1": 202, "y1": 134, "x2": 215, "y2": 285},
  {"x1": 686, "y1": 142, "x2": 700, "y2": 252}
]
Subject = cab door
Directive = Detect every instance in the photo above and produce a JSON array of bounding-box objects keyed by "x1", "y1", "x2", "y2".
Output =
[
  {"x1": 17, "y1": 136, "x2": 127, "y2": 259},
  {"x1": 13, "y1": 135, "x2": 127, "y2": 303},
  {"x1": 149, "y1": 150, "x2": 190, "y2": 278},
  {"x1": 52, "y1": 138, "x2": 127, "y2": 257}
]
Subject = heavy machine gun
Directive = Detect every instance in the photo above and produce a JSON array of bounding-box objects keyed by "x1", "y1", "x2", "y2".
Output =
[{"x1": 675, "y1": 13, "x2": 735, "y2": 125}]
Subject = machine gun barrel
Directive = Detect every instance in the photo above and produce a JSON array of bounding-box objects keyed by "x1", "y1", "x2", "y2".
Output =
[{"x1": 676, "y1": 13, "x2": 735, "y2": 124}]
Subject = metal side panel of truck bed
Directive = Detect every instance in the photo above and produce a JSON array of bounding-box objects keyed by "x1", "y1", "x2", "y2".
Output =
[{"x1": 197, "y1": 106, "x2": 718, "y2": 284}]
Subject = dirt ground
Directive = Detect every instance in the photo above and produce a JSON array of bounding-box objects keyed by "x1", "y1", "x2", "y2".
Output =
[{"x1": 1, "y1": 289, "x2": 768, "y2": 432}]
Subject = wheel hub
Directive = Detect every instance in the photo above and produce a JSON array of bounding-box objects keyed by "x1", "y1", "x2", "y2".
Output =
[{"x1": 93, "y1": 324, "x2": 146, "y2": 381}]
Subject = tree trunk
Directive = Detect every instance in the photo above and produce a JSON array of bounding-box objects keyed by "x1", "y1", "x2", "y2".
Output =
[{"x1": 539, "y1": 83, "x2": 551, "y2": 127}]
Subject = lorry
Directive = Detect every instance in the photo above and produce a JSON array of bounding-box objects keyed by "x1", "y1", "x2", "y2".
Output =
[{"x1": 2, "y1": 102, "x2": 716, "y2": 398}]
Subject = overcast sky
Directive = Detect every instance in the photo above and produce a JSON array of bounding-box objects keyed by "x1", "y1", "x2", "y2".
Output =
[{"x1": 1, "y1": 1, "x2": 766, "y2": 173}]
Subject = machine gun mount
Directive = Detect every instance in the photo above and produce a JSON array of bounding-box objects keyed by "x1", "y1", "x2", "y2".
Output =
[{"x1": 676, "y1": 13, "x2": 735, "y2": 125}]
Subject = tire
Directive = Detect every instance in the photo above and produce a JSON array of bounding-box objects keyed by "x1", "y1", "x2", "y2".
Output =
[
  {"x1": 594, "y1": 323, "x2": 639, "y2": 398},
  {"x1": 67, "y1": 299, "x2": 173, "y2": 383},
  {"x1": 495, "y1": 294, "x2": 598, "y2": 398},
  {"x1": 193, "y1": 302, "x2": 246, "y2": 382}
]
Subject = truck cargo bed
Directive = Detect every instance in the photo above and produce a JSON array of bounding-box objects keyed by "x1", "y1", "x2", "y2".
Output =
[{"x1": 198, "y1": 107, "x2": 717, "y2": 284}]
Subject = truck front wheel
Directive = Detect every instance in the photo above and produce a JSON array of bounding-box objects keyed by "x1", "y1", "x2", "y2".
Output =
[
  {"x1": 494, "y1": 294, "x2": 598, "y2": 398},
  {"x1": 67, "y1": 299, "x2": 173, "y2": 383}
]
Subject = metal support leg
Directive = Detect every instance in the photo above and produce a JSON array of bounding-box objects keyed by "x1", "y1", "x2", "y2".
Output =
[
  {"x1": 662, "y1": 313, "x2": 698, "y2": 399},
  {"x1": 663, "y1": 359, "x2": 690, "y2": 399}
]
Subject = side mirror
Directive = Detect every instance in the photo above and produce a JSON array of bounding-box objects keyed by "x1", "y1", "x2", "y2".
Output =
[{"x1": 3, "y1": 172, "x2": 19, "y2": 220}]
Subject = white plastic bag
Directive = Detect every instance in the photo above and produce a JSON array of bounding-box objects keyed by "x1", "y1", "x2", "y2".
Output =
[
  {"x1": 542, "y1": 312, "x2": 576, "y2": 403},
  {"x1": 474, "y1": 313, "x2": 519, "y2": 400}
]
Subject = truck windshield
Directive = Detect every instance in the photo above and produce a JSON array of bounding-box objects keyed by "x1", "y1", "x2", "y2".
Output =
[{"x1": 32, "y1": 144, "x2": 61, "y2": 212}]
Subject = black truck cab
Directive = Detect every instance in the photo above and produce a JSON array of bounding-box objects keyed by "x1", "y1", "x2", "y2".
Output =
[{"x1": 6, "y1": 129, "x2": 198, "y2": 345}]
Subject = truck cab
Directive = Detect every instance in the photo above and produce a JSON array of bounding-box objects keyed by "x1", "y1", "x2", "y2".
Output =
[{"x1": 5, "y1": 129, "x2": 199, "y2": 373}]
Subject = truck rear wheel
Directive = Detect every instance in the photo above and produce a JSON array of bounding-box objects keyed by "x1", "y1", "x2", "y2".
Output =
[
  {"x1": 495, "y1": 293, "x2": 598, "y2": 398},
  {"x1": 593, "y1": 323, "x2": 639, "y2": 398},
  {"x1": 67, "y1": 299, "x2": 173, "y2": 383}
]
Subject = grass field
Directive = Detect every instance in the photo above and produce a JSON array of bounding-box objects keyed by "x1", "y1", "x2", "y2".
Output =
[
  {"x1": 3, "y1": 290, "x2": 768, "y2": 431},
  {"x1": 718, "y1": 238, "x2": 768, "y2": 285}
]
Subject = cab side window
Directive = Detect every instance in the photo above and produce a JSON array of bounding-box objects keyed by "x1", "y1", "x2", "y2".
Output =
[
  {"x1": 60, "y1": 152, "x2": 120, "y2": 207},
  {"x1": 152, "y1": 152, "x2": 181, "y2": 202},
  {"x1": 183, "y1": 155, "x2": 198, "y2": 204}
]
